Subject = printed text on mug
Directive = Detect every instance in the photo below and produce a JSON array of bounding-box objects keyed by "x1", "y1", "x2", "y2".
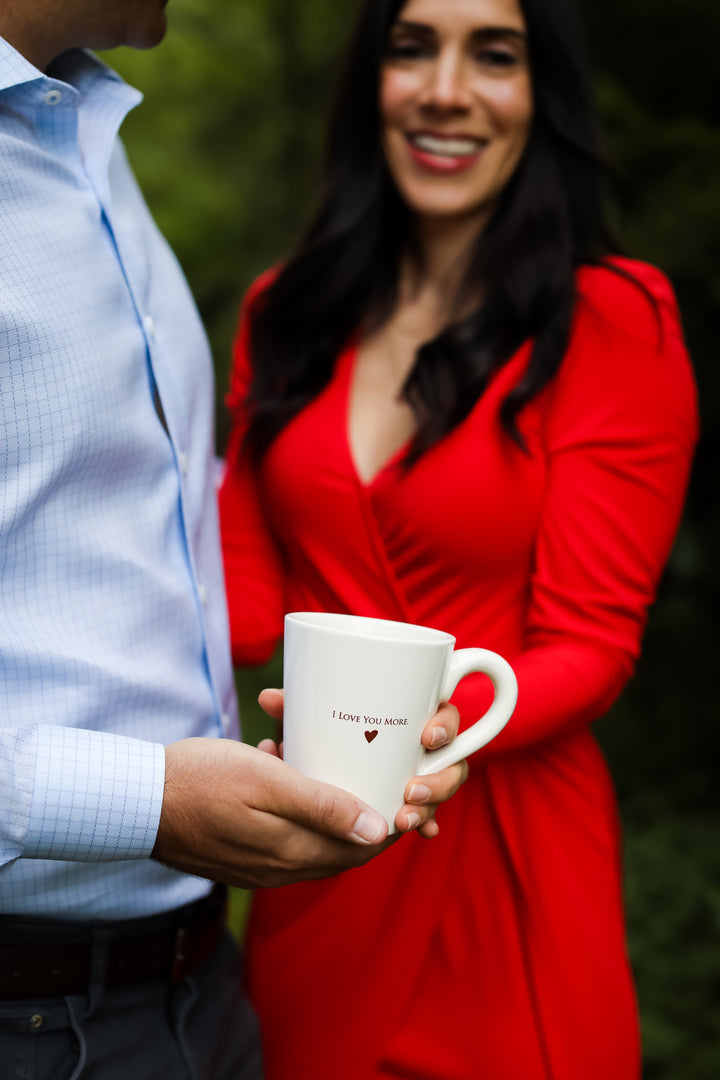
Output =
[{"x1": 332, "y1": 710, "x2": 409, "y2": 726}]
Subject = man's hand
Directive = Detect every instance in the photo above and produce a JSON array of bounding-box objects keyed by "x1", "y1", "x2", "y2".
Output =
[
  {"x1": 257, "y1": 690, "x2": 468, "y2": 840},
  {"x1": 152, "y1": 738, "x2": 391, "y2": 889}
]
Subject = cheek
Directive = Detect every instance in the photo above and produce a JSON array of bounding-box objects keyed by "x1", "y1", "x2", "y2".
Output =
[
  {"x1": 379, "y1": 69, "x2": 418, "y2": 129},
  {"x1": 487, "y1": 77, "x2": 534, "y2": 139}
]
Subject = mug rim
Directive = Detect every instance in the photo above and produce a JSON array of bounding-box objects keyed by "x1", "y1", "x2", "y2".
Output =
[{"x1": 285, "y1": 611, "x2": 455, "y2": 646}]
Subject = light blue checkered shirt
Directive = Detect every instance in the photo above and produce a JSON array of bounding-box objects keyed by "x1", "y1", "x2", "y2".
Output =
[{"x1": 0, "y1": 40, "x2": 238, "y2": 919}]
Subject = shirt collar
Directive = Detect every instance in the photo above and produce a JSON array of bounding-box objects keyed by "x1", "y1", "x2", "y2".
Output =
[{"x1": 0, "y1": 35, "x2": 134, "y2": 100}]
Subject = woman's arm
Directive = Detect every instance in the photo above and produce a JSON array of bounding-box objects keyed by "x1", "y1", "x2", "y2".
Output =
[{"x1": 457, "y1": 262, "x2": 699, "y2": 757}]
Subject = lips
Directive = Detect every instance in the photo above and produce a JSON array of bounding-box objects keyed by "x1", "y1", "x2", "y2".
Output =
[{"x1": 405, "y1": 132, "x2": 487, "y2": 173}]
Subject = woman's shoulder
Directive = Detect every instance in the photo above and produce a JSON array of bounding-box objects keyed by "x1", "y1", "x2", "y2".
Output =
[
  {"x1": 574, "y1": 257, "x2": 684, "y2": 352},
  {"x1": 577, "y1": 256, "x2": 674, "y2": 297},
  {"x1": 239, "y1": 266, "x2": 281, "y2": 317},
  {"x1": 227, "y1": 268, "x2": 280, "y2": 409},
  {"x1": 548, "y1": 259, "x2": 699, "y2": 446}
]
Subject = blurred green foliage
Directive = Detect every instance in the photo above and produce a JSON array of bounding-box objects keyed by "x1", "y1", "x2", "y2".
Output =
[{"x1": 104, "y1": 0, "x2": 719, "y2": 1073}]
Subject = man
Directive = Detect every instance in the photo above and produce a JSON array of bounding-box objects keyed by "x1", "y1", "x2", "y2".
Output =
[{"x1": 0, "y1": 2, "x2": 465, "y2": 1077}]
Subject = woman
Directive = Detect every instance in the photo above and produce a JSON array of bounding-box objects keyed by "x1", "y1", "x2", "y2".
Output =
[{"x1": 219, "y1": 0, "x2": 698, "y2": 1076}]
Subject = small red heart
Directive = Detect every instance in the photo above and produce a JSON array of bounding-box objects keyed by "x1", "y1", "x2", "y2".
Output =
[{"x1": 364, "y1": 731, "x2": 378, "y2": 744}]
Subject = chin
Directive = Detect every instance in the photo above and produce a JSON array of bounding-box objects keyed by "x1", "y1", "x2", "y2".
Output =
[
  {"x1": 406, "y1": 195, "x2": 486, "y2": 222},
  {"x1": 128, "y1": 14, "x2": 168, "y2": 50}
]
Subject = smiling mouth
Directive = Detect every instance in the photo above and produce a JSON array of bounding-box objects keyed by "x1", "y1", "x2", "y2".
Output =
[{"x1": 408, "y1": 133, "x2": 487, "y2": 158}]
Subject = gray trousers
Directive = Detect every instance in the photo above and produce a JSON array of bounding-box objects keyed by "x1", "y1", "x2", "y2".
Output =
[{"x1": 0, "y1": 914, "x2": 262, "y2": 1080}]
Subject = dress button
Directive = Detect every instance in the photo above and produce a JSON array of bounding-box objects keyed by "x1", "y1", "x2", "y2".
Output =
[
  {"x1": 44, "y1": 90, "x2": 63, "y2": 106},
  {"x1": 29, "y1": 1013, "x2": 44, "y2": 1030},
  {"x1": 198, "y1": 584, "x2": 208, "y2": 605}
]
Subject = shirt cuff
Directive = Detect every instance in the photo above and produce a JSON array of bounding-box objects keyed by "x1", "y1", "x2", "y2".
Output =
[{"x1": 24, "y1": 727, "x2": 165, "y2": 862}]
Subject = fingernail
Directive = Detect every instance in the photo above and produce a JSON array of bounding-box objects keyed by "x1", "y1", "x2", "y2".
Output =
[
  {"x1": 404, "y1": 812, "x2": 420, "y2": 831},
  {"x1": 351, "y1": 811, "x2": 385, "y2": 845},
  {"x1": 257, "y1": 688, "x2": 282, "y2": 702},
  {"x1": 430, "y1": 726, "x2": 448, "y2": 747},
  {"x1": 407, "y1": 783, "x2": 433, "y2": 804}
]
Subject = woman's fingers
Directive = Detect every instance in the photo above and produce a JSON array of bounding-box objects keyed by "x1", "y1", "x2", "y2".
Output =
[
  {"x1": 420, "y1": 700, "x2": 460, "y2": 749},
  {"x1": 405, "y1": 758, "x2": 468, "y2": 806},
  {"x1": 395, "y1": 757, "x2": 469, "y2": 836},
  {"x1": 257, "y1": 738, "x2": 281, "y2": 757},
  {"x1": 258, "y1": 687, "x2": 284, "y2": 719}
]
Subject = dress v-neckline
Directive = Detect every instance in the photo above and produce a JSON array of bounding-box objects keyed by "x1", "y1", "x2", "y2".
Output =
[{"x1": 341, "y1": 341, "x2": 414, "y2": 489}]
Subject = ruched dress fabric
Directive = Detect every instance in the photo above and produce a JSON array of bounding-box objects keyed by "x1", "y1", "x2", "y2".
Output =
[{"x1": 219, "y1": 260, "x2": 698, "y2": 1080}]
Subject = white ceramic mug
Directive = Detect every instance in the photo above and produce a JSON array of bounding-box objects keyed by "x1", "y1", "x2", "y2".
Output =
[{"x1": 282, "y1": 612, "x2": 518, "y2": 831}]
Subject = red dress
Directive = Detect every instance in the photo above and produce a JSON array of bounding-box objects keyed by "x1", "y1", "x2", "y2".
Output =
[{"x1": 219, "y1": 260, "x2": 698, "y2": 1080}]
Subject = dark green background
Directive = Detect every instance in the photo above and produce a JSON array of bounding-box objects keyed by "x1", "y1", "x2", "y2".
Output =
[{"x1": 104, "y1": 1, "x2": 719, "y2": 1074}]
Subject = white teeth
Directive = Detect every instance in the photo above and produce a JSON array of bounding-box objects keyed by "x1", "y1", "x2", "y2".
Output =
[{"x1": 411, "y1": 134, "x2": 483, "y2": 157}]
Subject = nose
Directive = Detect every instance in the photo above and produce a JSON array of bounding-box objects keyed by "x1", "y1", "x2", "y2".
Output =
[{"x1": 419, "y1": 49, "x2": 473, "y2": 112}]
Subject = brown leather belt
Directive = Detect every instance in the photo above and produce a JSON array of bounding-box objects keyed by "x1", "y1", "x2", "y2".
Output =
[{"x1": 0, "y1": 886, "x2": 227, "y2": 999}]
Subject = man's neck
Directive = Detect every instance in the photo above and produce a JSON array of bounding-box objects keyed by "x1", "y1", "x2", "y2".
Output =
[{"x1": 0, "y1": 14, "x2": 63, "y2": 73}]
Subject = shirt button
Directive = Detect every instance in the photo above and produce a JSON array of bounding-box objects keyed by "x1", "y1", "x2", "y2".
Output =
[
  {"x1": 198, "y1": 584, "x2": 208, "y2": 606},
  {"x1": 44, "y1": 90, "x2": 63, "y2": 106},
  {"x1": 221, "y1": 713, "x2": 231, "y2": 732},
  {"x1": 144, "y1": 315, "x2": 156, "y2": 340},
  {"x1": 179, "y1": 452, "x2": 189, "y2": 476}
]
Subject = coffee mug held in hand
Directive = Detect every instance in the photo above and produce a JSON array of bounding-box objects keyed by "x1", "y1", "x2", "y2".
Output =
[{"x1": 282, "y1": 613, "x2": 518, "y2": 831}]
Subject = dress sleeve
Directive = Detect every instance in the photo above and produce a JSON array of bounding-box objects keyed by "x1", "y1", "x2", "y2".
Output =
[
  {"x1": 218, "y1": 274, "x2": 286, "y2": 667},
  {"x1": 453, "y1": 263, "x2": 699, "y2": 757}
]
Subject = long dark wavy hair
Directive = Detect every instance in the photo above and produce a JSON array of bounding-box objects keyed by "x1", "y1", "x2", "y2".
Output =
[{"x1": 243, "y1": 0, "x2": 621, "y2": 462}]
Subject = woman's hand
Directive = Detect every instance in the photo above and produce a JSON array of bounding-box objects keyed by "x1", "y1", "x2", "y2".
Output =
[
  {"x1": 257, "y1": 691, "x2": 468, "y2": 840},
  {"x1": 402, "y1": 700, "x2": 467, "y2": 838}
]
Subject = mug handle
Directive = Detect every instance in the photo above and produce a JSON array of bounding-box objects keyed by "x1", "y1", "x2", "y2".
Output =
[{"x1": 416, "y1": 648, "x2": 518, "y2": 776}]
